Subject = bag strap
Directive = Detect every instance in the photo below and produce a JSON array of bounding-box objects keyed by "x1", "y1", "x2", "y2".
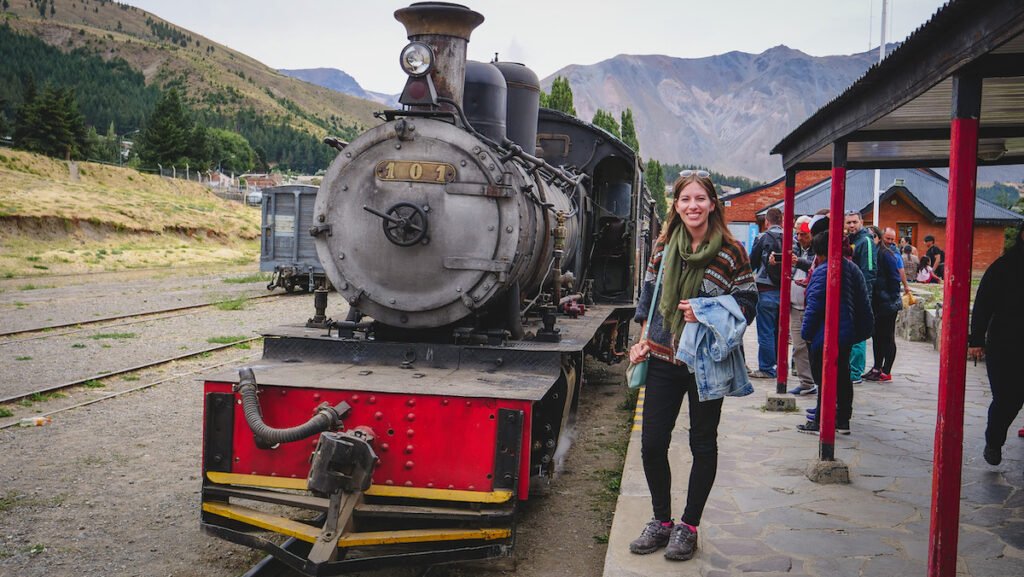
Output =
[{"x1": 641, "y1": 253, "x2": 667, "y2": 340}]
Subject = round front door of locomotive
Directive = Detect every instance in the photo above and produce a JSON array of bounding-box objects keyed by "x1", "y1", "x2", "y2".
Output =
[{"x1": 314, "y1": 118, "x2": 521, "y2": 328}]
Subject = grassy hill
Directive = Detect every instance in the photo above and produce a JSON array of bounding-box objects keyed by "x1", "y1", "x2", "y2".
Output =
[
  {"x1": 0, "y1": 148, "x2": 261, "y2": 276},
  {"x1": 1, "y1": 0, "x2": 379, "y2": 166}
]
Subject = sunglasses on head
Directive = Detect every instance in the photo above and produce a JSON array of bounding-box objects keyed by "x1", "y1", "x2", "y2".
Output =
[{"x1": 679, "y1": 170, "x2": 710, "y2": 179}]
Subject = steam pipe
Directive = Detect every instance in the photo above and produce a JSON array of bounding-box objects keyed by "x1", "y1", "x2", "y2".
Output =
[{"x1": 234, "y1": 368, "x2": 350, "y2": 445}]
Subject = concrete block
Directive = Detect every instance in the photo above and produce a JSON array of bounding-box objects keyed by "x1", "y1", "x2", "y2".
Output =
[
  {"x1": 896, "y1": 302, "x2": 929, "y2": 342},
  {"x1": 806, "y1": 459, "x2": 850, "y2": 484},
  {"x1": 764, "y1": 394, "x2": 796, "y2": 412}
]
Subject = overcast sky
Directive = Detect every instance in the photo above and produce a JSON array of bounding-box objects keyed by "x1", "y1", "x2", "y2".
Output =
[{"x1": 124, "y1": 0, "x2": 949, "y2": 94}]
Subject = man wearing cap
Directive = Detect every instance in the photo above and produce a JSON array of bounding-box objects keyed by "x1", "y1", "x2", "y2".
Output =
[
  {"x1": 923, "y1": 235, "x2": 945, "y2": 279},
  {"x1": 969, "y1": 221, "x2": 1024, "y2": 466},
  {"x1": 787, "y1": 217, "x2": 817, "y2": 395},
  {"x1": 798, "y1": 215, "x2": 874, "y2": 434}
]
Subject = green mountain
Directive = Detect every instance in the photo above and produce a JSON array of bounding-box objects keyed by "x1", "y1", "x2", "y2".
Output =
[{"x1": 0, "y1": 0, "x2": 381, "y2": 173}]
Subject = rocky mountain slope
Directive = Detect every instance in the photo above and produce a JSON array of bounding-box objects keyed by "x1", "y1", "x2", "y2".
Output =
[
  {"x1": 543, "y1": 46, "x2": 884, "y2": 181},
  {"x1": 279, "y1": 68, "x2": 398, "y2": 107},
  {"x1": 1, "y1": 0, "x2": 379, "y2": 142}
]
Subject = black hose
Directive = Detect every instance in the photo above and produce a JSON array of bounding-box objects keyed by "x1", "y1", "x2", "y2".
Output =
[{"x1": 235, "y1": 368, "x2": 350, "y2": 445}]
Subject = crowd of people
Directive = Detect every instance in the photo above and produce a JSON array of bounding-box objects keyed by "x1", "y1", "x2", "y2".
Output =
[{"x1": 627, "y1": 170, "x2": 1023, "y2": 564}]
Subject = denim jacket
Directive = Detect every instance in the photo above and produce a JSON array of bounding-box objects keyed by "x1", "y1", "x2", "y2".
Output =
[{"x1": 675, "y1": 295, "x2": 754, "y2": 402}]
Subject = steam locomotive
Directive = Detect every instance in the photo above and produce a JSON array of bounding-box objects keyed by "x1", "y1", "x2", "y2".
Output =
[{"x1": 200, "y1": 3, "x2": 657, "y2": 574}]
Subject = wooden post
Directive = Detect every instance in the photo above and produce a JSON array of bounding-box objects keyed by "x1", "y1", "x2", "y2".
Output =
[
  {"x1": 776, "y1": 170, "x2": 797, "y2": 394},
  {"x1": 819, "y1": 143, "x2": 846, "y2": 461},
  {"x1": 927, "y1": 72, "x2": 981, "y2": 577}
]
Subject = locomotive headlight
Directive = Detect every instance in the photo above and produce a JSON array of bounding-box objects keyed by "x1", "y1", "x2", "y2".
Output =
[{"x1": 400, "y1": 42, "x2": 434, "y2": 77}]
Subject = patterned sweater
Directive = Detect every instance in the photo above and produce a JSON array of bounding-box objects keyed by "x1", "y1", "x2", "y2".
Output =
[{"x1": 634, "y1": 236, "x2": 758, "y2": 363}]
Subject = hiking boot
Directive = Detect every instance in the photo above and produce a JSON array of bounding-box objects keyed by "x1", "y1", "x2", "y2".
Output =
[
  {"x1": 877, "y1": 372, "x2": 893, "y2": 382},
  {"x1": 862, "y1": 368, "x2": 881, "y2": 381},
  {"x1": 797, "y1": 420, "x2": 820, "y2": 434},
  {"x1": 664, "y1": 523, "x2": 698, "y2": 561},
  {"x1": 983, "y1": 445, "x2": 1002, "y2": 466},
  {"x1": 629, "y1": 519, "x2": 672, "y2": 554},
  {"x1": 750, "y1": 370, "x2": 775, "y2": 379}
]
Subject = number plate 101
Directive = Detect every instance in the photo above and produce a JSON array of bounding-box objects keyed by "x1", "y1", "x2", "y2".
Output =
[{"x1": 375, "y1": 160, "x2": 456, "y2": 183}]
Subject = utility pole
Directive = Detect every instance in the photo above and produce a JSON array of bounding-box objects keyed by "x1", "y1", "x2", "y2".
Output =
[{"x1": 873, "y1": 0, "x2": 888, "y2": 226}]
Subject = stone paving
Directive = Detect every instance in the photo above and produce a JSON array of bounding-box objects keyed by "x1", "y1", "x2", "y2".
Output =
[{"x1": 603, "y1": 329, "x2": 1023, "y2": 577}]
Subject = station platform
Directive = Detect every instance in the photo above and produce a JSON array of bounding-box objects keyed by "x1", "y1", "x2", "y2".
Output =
[{"x1": 603, "y1": 329, "x2": 1023, "y2": 577}]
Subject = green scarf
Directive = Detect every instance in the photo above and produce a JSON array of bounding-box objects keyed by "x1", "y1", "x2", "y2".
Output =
[{"x1": 658, "y1": 225, "x2": 723, "y2": 338}]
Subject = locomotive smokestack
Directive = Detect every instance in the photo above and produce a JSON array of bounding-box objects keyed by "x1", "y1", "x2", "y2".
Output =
[{"x1": 395, "y1": 2, "x2": 484, "y2": 110}]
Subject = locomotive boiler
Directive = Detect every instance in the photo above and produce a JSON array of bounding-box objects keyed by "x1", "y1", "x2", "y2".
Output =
[{"x1": 199, "y1": 3, "x2": 657, "y2": 574}]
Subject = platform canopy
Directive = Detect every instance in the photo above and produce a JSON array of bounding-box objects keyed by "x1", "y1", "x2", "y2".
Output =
[{"x1": 771, "y1": 0, "x2": 1024, "y2": 171}]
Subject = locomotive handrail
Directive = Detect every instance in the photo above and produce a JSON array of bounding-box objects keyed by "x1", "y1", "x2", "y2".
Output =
[{"x1": 432, "y1": 96, "x2": 583, "y2": 217}]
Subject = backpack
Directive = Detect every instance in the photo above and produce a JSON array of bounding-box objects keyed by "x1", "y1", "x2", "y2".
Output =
[{"x1": 759, "y1": 230, "x2": 783, "y2": 286}]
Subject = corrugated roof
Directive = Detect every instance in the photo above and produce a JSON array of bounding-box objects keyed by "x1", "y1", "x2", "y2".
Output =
[
  {"x1": 758, "y1": 168, "x2": 1023, "y2": 224},
  {"x1": 770, "y1": 0, "x2": 1024, "y2": 170}
]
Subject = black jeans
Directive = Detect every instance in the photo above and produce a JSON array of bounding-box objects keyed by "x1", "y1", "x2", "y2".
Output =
[
  {"x1": 810, "y1": 344, "x2": 853, "y2": 426},
  {"x1": 641, "y1": 358, "x2": 723, "y2": 526},
  {"x1": 985, "y1": 346, "x2": 1024, "y2": 449},
  {"x1": 871, "y1": 311, "x2": 898, "y2": 374}
]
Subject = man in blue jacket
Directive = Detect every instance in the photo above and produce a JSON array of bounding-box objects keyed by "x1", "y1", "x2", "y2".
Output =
[
  {"x1": 748, "y1": 208, "x2": 785, "y2": 379},
  {"x1": 844, "y1": 211, "x2": 877, "y2": 384},
  {"x1": 798, "y1": 216, "x2": 874, "y2": 435}
]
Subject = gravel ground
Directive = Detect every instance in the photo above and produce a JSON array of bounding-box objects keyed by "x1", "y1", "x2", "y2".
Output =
[
  {"x1": 0, "y1": 267, "x2": 273, "y2": 334},
  {"x1": 0, "y1": 293, "x2": 311, "y2": 405},
  {"x1": 0, "y1": 271, "x2": 632, "y2": 577}
]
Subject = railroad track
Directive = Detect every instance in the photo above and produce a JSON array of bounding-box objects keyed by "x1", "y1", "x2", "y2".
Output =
[
  {"x1": 0, "y1": 339, "x2": 263, "y2": 424},
  {"x1": 0, "y1": 292, "x2": 285, "y2": 341}
]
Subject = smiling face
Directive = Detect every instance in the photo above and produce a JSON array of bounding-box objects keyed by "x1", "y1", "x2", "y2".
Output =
[{"x1": 675, "y1": 181, "x2": 715, "y2": 235}]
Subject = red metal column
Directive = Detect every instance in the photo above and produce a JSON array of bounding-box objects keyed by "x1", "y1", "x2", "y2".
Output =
[
  {"x1": 819, "y1": 143, "x2": 846, "y2": 461},
  {"x1": 927, "y1": 73, "x2": 981, "y2": 577},
  {"x1": 776, "y1": 170, "x2": 797, "y2": 394}
]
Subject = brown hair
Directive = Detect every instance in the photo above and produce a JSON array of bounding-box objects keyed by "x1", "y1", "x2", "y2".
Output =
[{"x1": 659, "y1": 173, "x2": 736, "y2": 245}]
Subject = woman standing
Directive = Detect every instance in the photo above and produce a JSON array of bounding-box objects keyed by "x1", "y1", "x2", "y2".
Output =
[
  {"x1": 864, "y1": 226, "x2": 903, "y2": 382},
  {"x1": 627, "y1": 171, "x2": 757, "y2": 562}
]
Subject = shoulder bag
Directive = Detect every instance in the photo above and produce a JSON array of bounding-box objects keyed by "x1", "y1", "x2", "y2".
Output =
[{"x1": 626, "y1": 258, "x2": 666, "y2": 389}]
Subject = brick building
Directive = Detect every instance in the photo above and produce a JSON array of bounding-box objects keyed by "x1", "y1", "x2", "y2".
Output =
[
  {"x1": 753, "y1": 168, "x2": 1022, "y2": 270},
  {"x1": 721, "y1": 170, "x2": 831, "y2": 224}
]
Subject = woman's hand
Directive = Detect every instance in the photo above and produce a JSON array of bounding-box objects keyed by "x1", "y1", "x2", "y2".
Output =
[
  {"x1": 677, "y1": 299, "x2": 697, "y2": 323},
  {"x1": 629, "y1": 340, "x2": 650, "y2": 364}
]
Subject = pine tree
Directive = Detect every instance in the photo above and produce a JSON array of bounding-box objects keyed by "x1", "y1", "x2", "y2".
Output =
[
  {"x1": 620, "y1": 108, "x2": 639, "y2": 153},
  {"x1": 137, "y1": 88, "x2": 192, "y2": 168},
  {"x1": 591, "y1": 109, "x2": 620, "y2": 138},
  {"x1": 645, "y1": 159, "x2": 667, "y2": 220},
  {"x1": 15, "y1": 85, "x2": 88, "y2": 159},
  {"x1": 545, "y1": 77, "x2": 576, "y2": 116}
]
